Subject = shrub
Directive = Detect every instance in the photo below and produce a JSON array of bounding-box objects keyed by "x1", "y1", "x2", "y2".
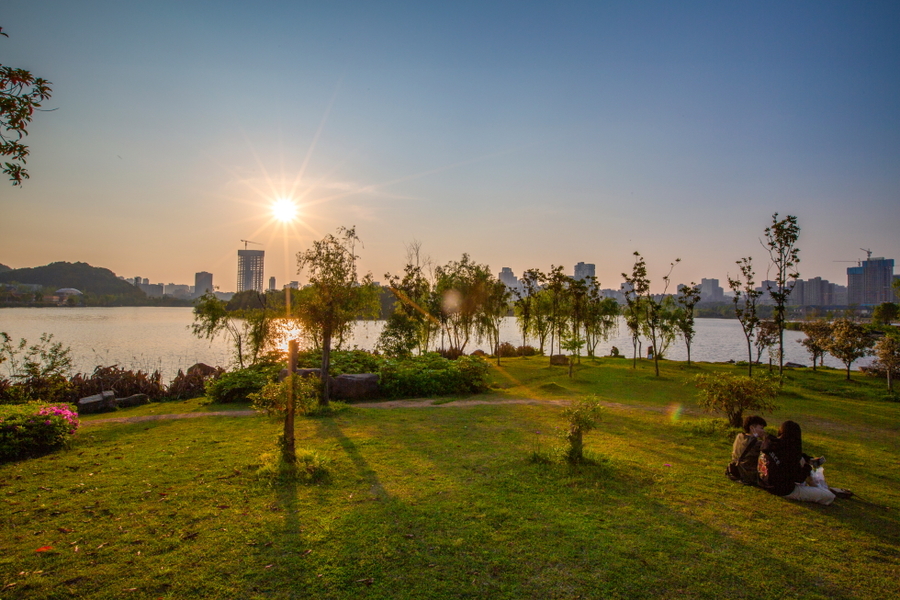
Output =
[
  {"x1": 0, "y1": 333, "x2": 74, "y2": 404},
  {"x1": 497, "y1": 342, "x2": 518, "y2": 358},
  {"x1": 694, "y1": 373, "x2": 779, "y2": 428},
  {"x1": 255, "y1": 442, "x2": 331, "y2": 485},
  {"x1": 67, "y1": 365, "x2": 165, "y2": 402},
  {"x1": 561, "y1": 395, "x2": 603, "y2": 464},
  {"x1": 167, "y1": 365, "x2": 225, "y2": 400},
  {"x1": 517, "y1": 345, "x2": 538, "y2": 357},
  {"x1": 249, "y1": 375, "x2": 320, "y2": 416},
  {"x1": 295, "y1": 349, "x2": 383, "y2": 375},
  {"x1": 0, "y1": 402, "x2": 79, "y2": 462},
  {"x1": 378, "y1": 353, "x2": 490, "y2": 398},
  {"x1": 205, "y1": 364, "x2": 280, "y2": 403}
]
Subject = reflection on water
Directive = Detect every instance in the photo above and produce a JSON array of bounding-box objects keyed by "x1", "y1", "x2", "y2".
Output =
[{"x1": 0, "y1": 308, "x2": 870, "y2": 378}]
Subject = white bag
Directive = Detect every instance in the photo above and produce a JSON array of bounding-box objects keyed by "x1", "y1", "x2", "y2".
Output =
[{"x1": 808, "y1": 466, "x2": 828, "y2": 489}]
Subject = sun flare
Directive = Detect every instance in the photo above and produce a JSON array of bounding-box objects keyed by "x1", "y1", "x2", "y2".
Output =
[{"x1": 271, "y1": 198, "x2": 299, "y2": 223}]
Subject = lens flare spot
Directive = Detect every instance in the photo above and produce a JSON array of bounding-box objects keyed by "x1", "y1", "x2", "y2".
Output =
[{"x1": 667, "y1": 403, "x2": 683, "y2": 422}]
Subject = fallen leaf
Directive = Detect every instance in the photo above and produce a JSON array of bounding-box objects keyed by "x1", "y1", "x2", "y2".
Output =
[
  {"x1": 356, "y1": 578, "x2": 374, "y2": 585},
  {"x1": 35, "y1": 546, "x2": 53, "y2": 552},
  {"x1": 264, "y1": 564, "x2": 273, "y2": 569},
  {"x1": 58, "y1": 527, "x2": 73, "y2": 533},
  {"x1": 302, "y1": 549, "x2": 312, "y2": 556},
  {"x1": 182, "y1": 532, "x2": 199, "y2": 541}
]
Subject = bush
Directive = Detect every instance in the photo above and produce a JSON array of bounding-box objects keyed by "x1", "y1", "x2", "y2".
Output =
[
  {"x1": 249, "y1": 375, "x2": 320, "y2": 416},
  {"x1": 167, "y1": 365, "x2": 225, "y2": 400},
  {"x1": 0, "y1": 402, "x2": 79, "y2": 462},
  {"x1": 67, "y1": 365, "x2": 165, "y2": 402},
  {"x1": 205, "y1": 364, "x2": 280, "y2": 403},
  {"x1": 497, "y1": 342, "x2": 518, "y2": 358},
  {"x1": 694, "y1": 373, "x2": 779, "y2": 428},
  {"x1": 295, "y1": 349, "x2": 383, "y2": 375},
  {"x1": 255, "y1": 442, "x2": 331, "y2": 485},
  {"x1": 377, "y1": 353, "x2": 490, "y2": 398},
  {"x1": 517, "y1": 345, "x2": 538, "y2": 357},
  {"x1": 561, "y1": 395, "x2": 603, "y2": 464}
]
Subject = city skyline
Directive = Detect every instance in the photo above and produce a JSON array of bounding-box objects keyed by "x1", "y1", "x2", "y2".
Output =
[{"x1": 2, "y1": 2, "x2": 899, "y2": 292}]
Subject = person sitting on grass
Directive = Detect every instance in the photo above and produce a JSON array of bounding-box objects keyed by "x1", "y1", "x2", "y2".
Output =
[
  {"x1": 726, "y1": 415, "x2": 768, "y2": 486},
  {"x1": 758, "y1": 420, "x2": 834, "y2": 505}
]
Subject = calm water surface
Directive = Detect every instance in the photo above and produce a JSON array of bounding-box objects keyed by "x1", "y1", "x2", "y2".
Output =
[{"x1": 0, "y1": 307, "x2": 868, "y2": 378}]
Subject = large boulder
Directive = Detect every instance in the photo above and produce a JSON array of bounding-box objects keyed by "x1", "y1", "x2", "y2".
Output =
[
  {"x1": 186, "y1": 362, "x2": 221, "y2": 378},
  {"x1": 117, "y1": 393, "x2": 150, "y2": 408},
  {"x1": 550, "y1": 354, "x2": 569, "y2": 366},
  {"x1": 332, "y1": 374, "x2": 379, "y2": 400},
  {"x1": 77, "y1": 390, "x2": 117, "y2": 414}
]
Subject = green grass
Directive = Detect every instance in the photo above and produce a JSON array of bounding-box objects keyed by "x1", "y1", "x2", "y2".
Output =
[{"x1": 2, "y1": 358, "x2": 898, "y2": 599}]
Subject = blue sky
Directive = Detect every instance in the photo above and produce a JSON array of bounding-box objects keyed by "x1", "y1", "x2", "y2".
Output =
[{"x1": 2, "y1": 1, "x2": 898, "y2": 292}]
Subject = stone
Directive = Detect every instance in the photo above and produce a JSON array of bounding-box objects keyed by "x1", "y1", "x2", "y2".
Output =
[
  {"x1": 332, "y1": 373, "x2": 379, "y2": 400},
  {"x1": 279, "y1": 367, "x2": 325, "y2": 381},
  {"x1": 77, "y1": 390, "x2": 117, "y2": 414},
  {"x1": 186, "y1": 362, "x2": 219, "y2": 378},
  {"x1": 117, "y1": 393, "x2": 150, "y2": 408},
  {"x1": 470, "y1": 349, "x2": 487, "y2": 357},
  {"x1": 550, "y1": 354, "x2": 569, "y2": 366},
  {"x1": 784, "y1": 362, "x2": 806, "y2": 369}
]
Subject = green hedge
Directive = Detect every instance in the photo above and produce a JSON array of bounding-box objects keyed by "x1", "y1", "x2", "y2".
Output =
[
  {"x1": 0, "y1": 402, "x2": 80, "y2": 462},
  {"x1": 378, "y1": 354, "x2": 490, "y2": 398},
  {"x1": 204, "y1": 364, "x2": 281, "y2": 403}
]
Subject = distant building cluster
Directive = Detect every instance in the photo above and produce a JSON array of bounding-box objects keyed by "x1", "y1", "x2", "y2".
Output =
[{"x1": 495, "y1": 255, "x2": 897, "y2": 309}]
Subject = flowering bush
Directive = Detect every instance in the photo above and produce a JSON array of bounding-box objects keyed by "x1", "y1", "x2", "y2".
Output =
[{"x1": 0, "y1": 402, "x2": 79, "y2": 462}]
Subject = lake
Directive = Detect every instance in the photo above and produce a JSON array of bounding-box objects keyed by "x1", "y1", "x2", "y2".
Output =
[{"x1": 0, "y1": 307, "x2": 870, "y2": 379}]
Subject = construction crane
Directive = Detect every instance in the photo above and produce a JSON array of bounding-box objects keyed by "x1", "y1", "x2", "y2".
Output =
[
  {"x1": 860, "y1": 248, "x2": 873, "y2": 260},
  {"x1": 240, "y1": 239, "x2": 262, "y2": 250}
]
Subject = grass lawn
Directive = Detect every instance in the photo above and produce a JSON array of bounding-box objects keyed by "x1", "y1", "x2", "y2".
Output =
[{"x1": 2, "y1": 358, "x2": 898, "y2": 599}]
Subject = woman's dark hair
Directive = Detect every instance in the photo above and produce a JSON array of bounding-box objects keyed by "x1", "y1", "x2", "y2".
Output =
[{"x1": 778, "y1": 420, "x2": 803, "y2": 449}]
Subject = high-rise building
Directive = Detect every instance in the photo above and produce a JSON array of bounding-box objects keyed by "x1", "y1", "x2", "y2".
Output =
[
  {"x1": 237, "y1": 249, "x2": 265, "y2": 293},
  {"x1": 700, "y1": 278, "x2": 724, "y2": 302},
  {"x1": 194, "y1": 271, "x2": 213, "y2": 297},
  {"x1": 498, "y1": 267, "x2": 523, "y2": 295},
  {"x1": 574, "y1": 262, "x2": 596, "y2": 282},
  {"x1": 268, "y1": 276, "x2": 276, "y2": 291},
  {"x1": 848, "y1": 257, "x2": 895, "y2": 306}
]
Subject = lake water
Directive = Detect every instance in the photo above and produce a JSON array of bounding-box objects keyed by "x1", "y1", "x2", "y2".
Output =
[{"x1": 0, "y1": 307, "x2": 870, "y2": 379}]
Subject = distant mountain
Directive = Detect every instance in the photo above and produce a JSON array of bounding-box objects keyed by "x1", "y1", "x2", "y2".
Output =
[
  {"x1": 0, "y1": 261, "x2": 146, "y2": 299},
  {"x1": 0, "y1": 263, "x2": 11, "y2": 273}
]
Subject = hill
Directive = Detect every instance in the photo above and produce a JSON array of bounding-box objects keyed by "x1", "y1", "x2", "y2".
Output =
[
  {"x1": 0, "y1": 261, "x2": 146, "y2": 299},
  {"x1": 0, "y1": 263, "x2": 11, "y2": 273}
]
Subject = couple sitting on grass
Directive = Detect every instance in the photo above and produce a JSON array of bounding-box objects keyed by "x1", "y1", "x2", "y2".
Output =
[{"x1": 726, "y1": 416, "x2": 852, "y2": 505}]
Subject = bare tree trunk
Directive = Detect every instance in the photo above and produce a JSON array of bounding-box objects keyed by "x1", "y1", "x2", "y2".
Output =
[
  {"x1": 320, "y1": 329, "x2": 332, "y2": 406},
  {"x1": 282, "y1": 340, "x2": 297, "y2": 463}
]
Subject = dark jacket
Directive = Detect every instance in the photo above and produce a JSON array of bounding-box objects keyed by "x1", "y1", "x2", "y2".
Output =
[
  {"x1": 729, "y1": 433, "x2": 763, "y2": 485},
  {"x1": 758, "y1": 435, "x2": 811, "y2": 496}
]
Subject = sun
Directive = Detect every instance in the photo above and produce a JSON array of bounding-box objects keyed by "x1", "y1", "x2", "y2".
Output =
[{"x1": 271, "y1": 198, "x2": 299, "y2": 223}]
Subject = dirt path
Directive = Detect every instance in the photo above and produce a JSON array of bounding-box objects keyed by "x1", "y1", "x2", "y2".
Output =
[{"x1": 80, "y1": 398, "x2": 696, "y2": 426}]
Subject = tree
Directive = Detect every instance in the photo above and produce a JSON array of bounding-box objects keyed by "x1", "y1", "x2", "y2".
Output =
[
  {"x1": 191, "y1": 292, "x2": 273, "y2": 369},
  {"x1": 763, "y1": 213, "x2": 800, "y2": 376},
  {"x1": 543, "y1": 265, "x2": 570, "y2": 361},
  {"x1": 622, "y1": 252, "x2": 679, "y2": 376},
  {"x1": 755, "y1": 320, "x2": 779, "y2": 370},
  {"x1": 825, "y1": 318, "x2": 875, "y2": 381},
  {"x1": 477, "y1": 278, "x2": 512, "y2": 365},
  {"x1": 433, "y1": 254, "x2": 493, "y2": 357},
  {"x1": 872, "y1": 302, "x2": 899, "y2": 327},
  {"x1": 674, "y1": 283, "x2": 701, "y2": 366},
  {"x1": 1, "y1": 27, "x2": 53, "y2": 186},
  {"x1": 384, "y1": 241, "x2": 439, "y2": 355},
  {"x1": 728, "y1": 257, "x2": 763, "y2": 376},
  {"x1": 295, "y1": 226, "x2": 380, "y2": 406},
  {"x1": 798, "y1": 320, "x2": 832, "y2": 371},
  {"x1": 514, "y1": 268, "x2": 542, "y2": 351},
  {"x1": 583, "y1": 287, "x2": 619, "y2": 359},
  {"x1": 695, "y1": 373, "x2": 779, "y2": 428},
  {"x1": 873, "y1": 333, "x2": 900, "y2": 393}
]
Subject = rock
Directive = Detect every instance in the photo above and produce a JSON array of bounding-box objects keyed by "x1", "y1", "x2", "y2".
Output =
[
  {"x1": 279, "y1": 367, "x2": 326, "y2": 381},
  {"x1": 77, "y1": 391, "x2": 117, "y2": 414},
  {"x1": 332, "y1": 374, "x2": 379, "y2": 400},
  {"x1": 470, "y1": 349, "x2": 487, "y2": 357},
  {"x1": 117, "y1": 393, "x2": 150, "y2": 408},
  {"x1": 784, "y1": 362, "x2": 806, "y2": 368},
  {"x1": 186, "y1": 363, "x2": 219, "y2": 378},
  {"x1": 550, "y1": 354, "x2": 569, "y2": 366}
]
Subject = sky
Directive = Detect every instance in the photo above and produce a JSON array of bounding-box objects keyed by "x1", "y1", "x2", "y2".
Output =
[{"x1": 2, "y1": 1, "x2": 899, "y2": 293}]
